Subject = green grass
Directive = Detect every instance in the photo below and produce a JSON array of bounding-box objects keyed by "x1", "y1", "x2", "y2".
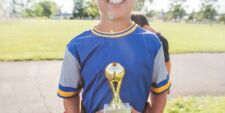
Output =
[
  {"x1": 165, "y1": 96, "x2": 225, "y2": 113},
  {"x1": 151, "y1": 21, "x2": 225, "y2": 53},
  {"x1": 0, "y1": 19, "x2": 96, "y2": 61},
  {"x1": 0, "y1": 19, "x2": 225, "y2": 61}
]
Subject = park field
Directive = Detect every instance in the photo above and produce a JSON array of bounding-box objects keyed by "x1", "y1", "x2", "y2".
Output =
[
  {"x1": 165, "y1": 96, "x2": 225, "y2": 113},
  {"x1": 0, "y1": 19, "x2": 225, "y2": 61}
]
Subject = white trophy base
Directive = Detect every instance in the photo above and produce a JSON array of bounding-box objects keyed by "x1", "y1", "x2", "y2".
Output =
[{"x1": 103, "y1": 103, "x2": 131, "y2": 113}]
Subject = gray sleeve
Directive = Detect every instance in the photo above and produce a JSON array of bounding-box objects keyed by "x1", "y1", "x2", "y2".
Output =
[
  {"x1": 57, "y1": 47, "x2": 83, "y2": 98},
  {"x1": 151, "y1": 45, "x2": 171, "y2": 94}
]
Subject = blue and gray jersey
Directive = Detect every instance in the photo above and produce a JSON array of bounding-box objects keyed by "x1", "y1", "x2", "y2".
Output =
[{"x1": 57, "y1": 23, "x2": 171, "y2": 113}]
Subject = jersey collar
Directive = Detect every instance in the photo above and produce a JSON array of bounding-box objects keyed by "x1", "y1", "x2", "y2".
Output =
[{"x1": 91, "y1": 22, "x2": 138, "y2": 38}]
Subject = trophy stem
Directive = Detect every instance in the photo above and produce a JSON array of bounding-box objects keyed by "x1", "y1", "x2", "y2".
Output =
[
  {"x1": 104, "y1": 62, "x2": 131, "y2": 113},
  {"x1": 110, "y1": 80, "x2": 124, "y2": 109},
  {"x1": 109, "y1": 82, "x2": 116, "y2": 96},
  {"x1": 116, "y1": 80, "x2": 123, "y2": 95}
]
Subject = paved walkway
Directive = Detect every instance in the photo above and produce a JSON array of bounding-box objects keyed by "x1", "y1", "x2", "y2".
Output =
[
  {"x1": 169, "y1": 53, "x2": 225, "y2": 97},
  {"x1": 0, "y1": 53, "x2": 225, "y2": 113}
]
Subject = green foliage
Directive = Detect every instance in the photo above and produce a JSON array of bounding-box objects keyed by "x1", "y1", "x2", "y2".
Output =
[
  {"x1": 134, "y1": 0, "x2": 154, "y2": 11},
  {"x1": 0, "y1": 0, "x2": 4, "y2": 16},
  {"x1": 167, "y1": 5, "x2": 186, "y2": 21},
  {"x1": 200, "y1": 0, "x2": 218, "y2": 5},
  {"x1": 169, "y1": 0, "x2": 187, "y2": 6},
  {"x1": 73, "y1": 0, "x2": 86, "y2": 18},
  {"x1": 219, "y1": 14, "x2": 225, "y2": 24},
  {"x1": 84, "y1": 2, "x2": 99, "y2": 18},
  {"x1": 192, "y1": 0, "x2": 218, "y2": 22},
  {"x1": 22, "y1": 1, "x2": 59, "y2": 18},
  {"x1": 186, "y1": 11, "x2": 195, "y2": 22},
  {"x1": 164, "y1": 0, "x2": 219, "y2": 23},
  {"x1": 72, "y1": 0, "x2": 99, "y2": 19},
  {"x1": 165, "y1": 96, "x2": 225, "y2": 113},
  {"x1": 193, "y1": 11, "x2": 205, "y2": 22},
  {"x1": 39, "y1": 1, "x2": 59, "y2": 17},
  {"x1": 146, "y1": 10, "x2": 155, "y2": 18},
  {"x1": 134, "y1": 0, "x2": 145, "y2": 11},
  {"x1": 166, "y1": 0, "x2": 186, "y2": 21},
  {"x1": 199, "y1": 4, "x2": 217, "y2": 21},
  {"x1": 33, "y1": 4, "x2": 44, "y2": 17}
]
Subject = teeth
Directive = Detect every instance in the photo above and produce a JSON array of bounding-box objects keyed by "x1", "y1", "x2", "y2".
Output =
[{"x1": 108, "y1": 0, "x2": 124, "y2": 5}]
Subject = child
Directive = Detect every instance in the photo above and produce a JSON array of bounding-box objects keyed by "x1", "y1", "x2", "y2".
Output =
[
  {"x1": 131, "y1": 14, "x2": 171, "y2": 74},
  {"x1": 57, "y1": 0, "x2": 171, "y2": 113}
]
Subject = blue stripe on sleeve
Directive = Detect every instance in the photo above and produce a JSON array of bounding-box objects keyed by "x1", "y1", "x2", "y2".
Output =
[
  {"x1": 152, "y1": 75, "x2": 169, "y2": 88},
  {"x1": 58, "y1": 84, "x2": 80, "y2": 92}
]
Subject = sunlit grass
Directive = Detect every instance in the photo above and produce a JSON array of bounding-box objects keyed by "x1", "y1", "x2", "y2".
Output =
[
  {"x1": 0, "y1": 19, "x2": 225, "y2": 61},
  {"x1": 151, "y1": 21, "x2": 225, "y2": 53},
  {"x1": 165, "y1": 96, "x2": 225, "y2": 113}
]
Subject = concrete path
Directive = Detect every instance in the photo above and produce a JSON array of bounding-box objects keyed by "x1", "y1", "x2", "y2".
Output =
[
  {"x1": 169, "y1": 53, "x2": 225, "y2": 97},
  {"x1": 0, "y1": 53, "x2": 225, "y2": 113}
]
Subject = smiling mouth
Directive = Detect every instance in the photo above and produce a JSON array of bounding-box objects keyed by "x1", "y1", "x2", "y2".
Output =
[{"x1": 107, "y1": 0, "x2": 125, "y2": 5}]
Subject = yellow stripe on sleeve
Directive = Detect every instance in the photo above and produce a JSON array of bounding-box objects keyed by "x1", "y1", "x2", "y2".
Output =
[
  {"x1": 151, "y1": 81, "x2": 171, "y2": 94},
  {"x1": 57, "y1": 89, "x2": 79, "y2": 97}
]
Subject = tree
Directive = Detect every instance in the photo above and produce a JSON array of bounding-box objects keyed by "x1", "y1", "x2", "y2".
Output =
[
  {"x1": 0, "y1": 0, "x2": 3, "y2": 9},
  {"x1": 22, "y1": 1, "x2": 59, "y2": 18},
  {"x1": 199, "y1": 4, "x2": 217, "y2": 22},
  {"x1": 0, "y1": 0, "x2": 4, "y2": 16},
  {"x1": 39, "y1": 1, "x2": 59, "y2": 17},
  {"x1": 134, "y1": 0, "x2": 145, "y2": 11},
  {"x1": 219, "y1": 14, "x2": 225, "y2": 24},
  {"x1": 10, "y1": 0, "x2": 25, "y2": 17},
  {"x1": 166, "y1": 0, "x2": 187, "y2": 21},
  {"x1": 146, "y1": 10, "x2": 155, "y2": 18},
  {"x1": 84, "y1": 1, "x2": 99, "y2": 19},
  {"x1": 73, "y1": 0, "x2": 86, "y2": 18},
  {"x1": 200, "y1": 0, "x2": 218, "y2": 5},
  {"x1": 167, "y1": 4, "x2": 186, "y2": 22},
  {"x1": 134, "y1": 0, "x2": 154, "y2": 11},
  {"x1": 187, "y1": 10, "x2": 196, "y2": 22},
  {"x1": 169, "y1": 0, "x2": 187, "y2": 6},
  {"x1": 72, "y1": 0, "x2": 99, "y2": 19},
  {"x1": 198, "y1": 0, "x2": 218, "y2": 22},
  {"x1": 24, "y1": 0, "x2": 33, "y2": 9}
]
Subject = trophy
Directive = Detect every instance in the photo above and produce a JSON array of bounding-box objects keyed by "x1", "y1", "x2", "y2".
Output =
[{"x1": 103, "y1": 62, "x2": 131, "y2": 113}]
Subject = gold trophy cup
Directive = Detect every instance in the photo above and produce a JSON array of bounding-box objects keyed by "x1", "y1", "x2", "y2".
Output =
[{"x1": 103, "y1": 62, "x2": 131, "y2": 113}]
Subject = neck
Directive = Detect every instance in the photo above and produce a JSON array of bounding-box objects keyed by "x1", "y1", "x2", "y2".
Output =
[{"x1": 95, "y1": 15, "x2": 132, "y2": 33}]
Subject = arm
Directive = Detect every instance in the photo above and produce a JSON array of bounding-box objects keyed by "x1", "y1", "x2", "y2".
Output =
[
  {"x1": 144, "y1": 91, "x2": 167, "y2": 113},
  {"x1": 57, "y1": 47, "x2": 83, "y2": 113},
  {"x1": 165, "y1": 61, "x2": 171, "y2": 75},
  {"x1": 145, "y1": 42, "x2": 171, "y2": 113},
  {"x1": 64, "y1": 96, "x2": 81, "y2": 113},
  {"x1": 165, "y1": 61, "x2": 171, "y2": 94},
  {"x1": 149, "y1": 92, "x2": 167, "y2": 113}
]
